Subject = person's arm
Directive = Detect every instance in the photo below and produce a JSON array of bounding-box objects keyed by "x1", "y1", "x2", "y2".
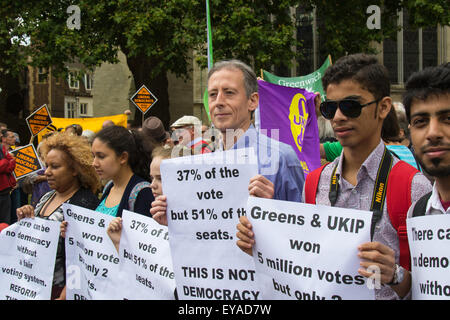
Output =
[
  {"x1": 236, "y1": 215, "x2": 255, "y2": 256},
  {"x1": 107, "y1": 217, "x2": 122, "y2": 252},
  {"x1": 248, "y1": 175, "x2": 274, "y2": 199},
  {"x1": 357, "y1": 242, "x2": 411, "y2": 298},
  {"x1": 150, "y1": 195, "x2": 168, "y2": 226}
]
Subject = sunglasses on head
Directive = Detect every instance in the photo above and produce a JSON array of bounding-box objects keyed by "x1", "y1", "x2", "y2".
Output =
[{"x1": 320, "y1": 98, "x2": 380, "y2": 120}]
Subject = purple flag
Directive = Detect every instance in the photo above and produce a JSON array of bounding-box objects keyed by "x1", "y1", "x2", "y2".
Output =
[{"x1": 257, "y1": 80, "x2": 321, "y2": 177}]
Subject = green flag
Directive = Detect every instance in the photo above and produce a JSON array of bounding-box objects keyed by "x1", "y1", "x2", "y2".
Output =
[
  {"x1": 262, "y1": 55, "x2": 332, "y2": 101},
  {"x1": 203, "y1": 0, "x2": 213, "y2": 122}
]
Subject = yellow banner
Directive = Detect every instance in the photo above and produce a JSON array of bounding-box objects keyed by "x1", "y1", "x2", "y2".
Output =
[{"x1": 36, "y1": 114, "x2": 128, "y2": 143}]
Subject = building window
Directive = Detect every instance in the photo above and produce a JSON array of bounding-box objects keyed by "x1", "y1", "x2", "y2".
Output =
[
  {"x1": 383, "y1": 9, "x2": 439, "y2": 85},
  {"x1": 37, "y1": 68, "x2": 48, "y2": 83},
  {"x1": 84, "y1": 73, "x2": 93, "y2": 90},
  {"x1": 68, "y1": 71, "x2": 79, "y2": 89},
  {"x1": 65, "y1": 101, "x2": 77, "y2": 118},
  {"x1": 79, "y1": 103, "x2": 88, "y2": 116}
]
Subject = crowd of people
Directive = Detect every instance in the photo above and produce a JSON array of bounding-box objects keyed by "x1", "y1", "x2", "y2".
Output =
[{"x1": 0, "y1": 53, "x2": 449, "y2": 300}]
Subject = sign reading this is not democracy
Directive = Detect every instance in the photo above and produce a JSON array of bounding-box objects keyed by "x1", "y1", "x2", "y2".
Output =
[{"x1": 161, "y1": 148, "x2": 260, "y2": 300}]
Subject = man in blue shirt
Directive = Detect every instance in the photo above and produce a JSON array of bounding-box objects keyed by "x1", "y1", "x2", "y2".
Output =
[{"x1": 151, "y1": 59, "x2": 305, "y2": 224}]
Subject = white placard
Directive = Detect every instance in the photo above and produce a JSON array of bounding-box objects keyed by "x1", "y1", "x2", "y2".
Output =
[
  {"x1": 161, "y1": 148, "x2": 260, "y2": 300},
  {"x1": 118, "y1": 210, "x2": 176, "y2": 299},
  {"x1": 247, "y1": 197, "x2": 375, "y2": 300},
  {"x1": 407, "y1": 214, "x2": 450, "y2": 300},
  {"x1": 63, "y1": 204, "x2": 120, "y2": 300},
  {"x1": 0, "y1": 218, "x2": 60, "y2": 300}
]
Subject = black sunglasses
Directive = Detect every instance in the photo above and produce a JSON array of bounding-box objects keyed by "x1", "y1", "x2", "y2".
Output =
[{"x1": 320, "y1": 98, "x2": 380, "y2": 120}]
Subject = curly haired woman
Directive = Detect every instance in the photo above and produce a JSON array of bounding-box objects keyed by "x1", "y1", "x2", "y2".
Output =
[{"x1": 16, "y1": 132, "x2": 101, "y2": 299}]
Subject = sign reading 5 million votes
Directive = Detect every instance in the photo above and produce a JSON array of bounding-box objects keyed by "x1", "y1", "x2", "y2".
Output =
[
  {"x1": 247, "y1": 197, "x2": 375, "y2": 300},
  {"x1": 63, "y1": 204, "x2": 121, "y2": 300},
  {"x1": 161, "y1": 148, "x2": 260, "y2": 300}
]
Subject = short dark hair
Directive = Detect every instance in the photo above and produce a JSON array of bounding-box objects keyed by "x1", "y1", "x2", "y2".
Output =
[
  {"x1": 322, "y1": 53, "x2": 390, "y2": 101},
  {"x1": 403, "y1": 62, "x2": 450, "y2": 122}
]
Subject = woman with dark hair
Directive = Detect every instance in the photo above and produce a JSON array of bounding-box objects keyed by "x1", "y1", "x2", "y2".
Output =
[
  {"x1": 16, "y1": 132, "x2": 101, "y2": 299},
  {"x1": 91, "y1": 125, "x2": 154, "y2": 217}
]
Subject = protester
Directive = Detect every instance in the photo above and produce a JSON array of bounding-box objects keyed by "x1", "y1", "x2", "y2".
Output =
[
  {"x1": 107, "y1": 146, "x2": 178, "y2": 250},
  {"x1": 16, "y1": 132, "x2": 100, "y2": 300},
  {"x1": 404, "y1": 62, "x2": 450, "y2": 217},
  {"x1": 81, "y1": 129, "x2": 96, "y2": 145},
  {"x1": 141, "y1": 116, "x2": 174, "y2": 148},
  {"x1": 1, "y1": 129, "x2": 16, "y2": 151},
  {"x1": 151, "y1": 59, "x2": 305, "y2": 225},
  {"x1": 170, "y1": 115, "x2": 213, "y2": 154},
  {"x1": 320, "y1": 109, "x2": 420, "y2": 169},
  {"x1": 92, "y1": 125, "x2": 154, "y2": 217},
  {"x1": 102, "y1": 119, "x2": 115, "y2": 129},
  {"x1": 237, "y1": 53, "x2": 432, "y2": 300},
  {"x1": 0, "y1": 131, "x2": 16, "y2": 224},
  {"x1": 65, "y1": 124, "x2": 83, "y2": 136}
]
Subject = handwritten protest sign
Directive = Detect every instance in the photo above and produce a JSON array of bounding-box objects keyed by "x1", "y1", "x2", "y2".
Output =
[
  {"x1": 247, "y1": 197, "x2": 374, "y2": 300},
  {"x1": 161, "y1": 148, "x2": 260, "y2": 300},
  {"x1": 407, "y1": 214, "x2": 450, "y2": 300},
  {"x1": 0, "y1": 218, "x2": 60, "y2": 300},
  {"x1": 63, "y1": 204, "x2": 120, "y2": 300},
  {"x1": 117, "y1": 210, "x2": 176, "y2": 300}
]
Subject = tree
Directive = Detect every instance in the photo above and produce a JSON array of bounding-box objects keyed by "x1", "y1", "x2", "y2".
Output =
[
  {"x1": 0, "y1": 0, "x2": 301, "y2": 127},
  {"x1": 0, "y1": 0, "x2": 448, "y2": 127}
]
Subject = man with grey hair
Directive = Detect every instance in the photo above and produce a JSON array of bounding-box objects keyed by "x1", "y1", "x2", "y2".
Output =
[{"x1": 151, "y1": 59, "x2": 305, "y2": 224}]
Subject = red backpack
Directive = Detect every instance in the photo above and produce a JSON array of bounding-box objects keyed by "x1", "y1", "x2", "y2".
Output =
[{"x1": 304, "y1": 161, "x2": 418, "y2": 271}]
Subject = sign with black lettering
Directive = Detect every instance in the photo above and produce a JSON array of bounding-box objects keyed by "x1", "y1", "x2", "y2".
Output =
[
  {"x1": 247, "y1": 197, "x2": 374, "y2": 300},
  {"x1": 160, "y1": 148, "x2": 260, "y2": 300},
  {"x1": 10, "y1": 144, "x2": 43, "y2": 179},
  {"x1": 63, "y1": 204, "x2": 120, "y2": 300},
  {"x1": 118, "y1": 210, "x2": 176, "y2": 299},
  {"x1": 407, "y1": 214, "x2": 450, "y2": 300},
  {"x1": 130, "y1": 85, "x2": 158, "y2": 114},
  {"x1": 0, "y1": 218, "x2": 60, "y2": 300},
  {"x1": 26, "y1": 104, "x2": 52, "y2": 136}
]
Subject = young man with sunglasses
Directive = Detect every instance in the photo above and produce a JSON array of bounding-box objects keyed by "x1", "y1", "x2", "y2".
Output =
[{"x1": 237, "y1": 54, "x2": 432, "y2": 299}]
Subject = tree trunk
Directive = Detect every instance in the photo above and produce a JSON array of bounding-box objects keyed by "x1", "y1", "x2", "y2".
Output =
[{"x1": 125, "y1": 54, "x2": 171, "y2": 129}]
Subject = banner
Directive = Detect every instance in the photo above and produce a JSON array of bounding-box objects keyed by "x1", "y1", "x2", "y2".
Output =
[
  {"x1": 407, "y1": 214, "x2": 450, "y2": 300},
  {"x1": 63, "y1": 204, "x2": 120, "y2": 300},
  {"x1": 161, "y1": 148, "x2": 260, "y2": 300},
  {"x1": 247, "y1": 197, "x2": 374, "y2": 300},
  {"x1": 0, "y1": 218, "x2": 60, "y2": 300},
  {"x1": 118, "y1": 210, "x2": 176, "y2": 300},
  {"x1": 37, "y1": 113, "x2": 128, "y2": 143},
  {"x1": 257, "y1": 80, "x2": 321, "y2": 176},
  {"x1": 262, "y1": 55, "x2": 332, "y2": 101}
]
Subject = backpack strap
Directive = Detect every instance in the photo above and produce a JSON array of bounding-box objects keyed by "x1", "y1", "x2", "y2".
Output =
[
  {"x1": 304, "y1": 163, "x2": 330, "y2": 204},
  {"x1": 412, "y1": 192, "x2": 433, "y2": 217},
  {"x1": 128, "y1": 181, "x2": 151, "y2": 212},
  {"x1": 386, "y1": 160, "x2": 419, "y2": 271}
]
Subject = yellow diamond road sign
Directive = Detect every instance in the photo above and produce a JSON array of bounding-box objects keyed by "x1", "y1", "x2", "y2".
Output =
[{"x1": 130, "y1": 85, "x2": 158, "y2": 114}]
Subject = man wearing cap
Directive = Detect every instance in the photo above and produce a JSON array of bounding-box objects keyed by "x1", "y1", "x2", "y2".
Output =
[
  {"x1": 170, "y1": 115, "x2": 213, "y2": 154},
  {"x1": 142, "y1": 116, "x2": 174, "y2": 148}
]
